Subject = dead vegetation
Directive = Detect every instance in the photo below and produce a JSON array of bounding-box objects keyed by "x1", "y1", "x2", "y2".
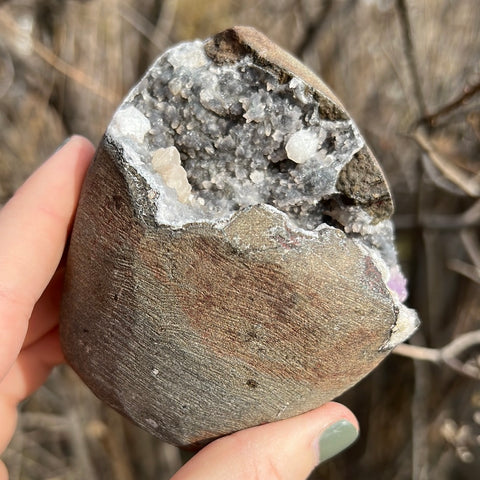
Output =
[{"x1": 0, "y1": 0, "x2": 479, "y2": 478}]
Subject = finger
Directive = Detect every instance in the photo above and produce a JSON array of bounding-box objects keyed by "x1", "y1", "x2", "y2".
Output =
[
  {"x1": 22, "y1": 266, "x2": 65, "y2": 348},
  {"x1": 0, "y1": 328, "x2": 62, "y2": 457},
  {"x1": 173, "y1": 402, "x2": 359, "y2": 480},
  {"x1": 0, "y1": 391, "x2": 18, "y2": 454},
  {"x1": 0, "y1": 327, "x2": 63, "y2": 404},
  {"x1": 0, "y1": 136, "x2": 94, "y2": 379},
  {"x1": 0, "y1": 460, "x2": 8, "y2": 480}
]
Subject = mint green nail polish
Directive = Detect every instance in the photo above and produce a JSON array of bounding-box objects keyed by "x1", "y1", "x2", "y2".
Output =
[
  {"x1": 318, "y1": 420, "x2": 358, "y2": 463},
  {"x1": 54, "y1": 136, "x2": 72, "y2": 154}
]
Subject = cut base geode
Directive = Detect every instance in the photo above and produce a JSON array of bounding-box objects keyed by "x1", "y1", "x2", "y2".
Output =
[{"x1": 60, "y1": 27, "x2": 419, "y2": 448}]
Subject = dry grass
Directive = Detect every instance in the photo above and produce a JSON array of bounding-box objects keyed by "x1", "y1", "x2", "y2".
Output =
[{"x1": 0, "y1": 0, "x2": 479, "y2": 478}]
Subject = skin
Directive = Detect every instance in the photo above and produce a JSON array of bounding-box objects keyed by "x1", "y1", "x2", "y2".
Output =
[{"x1": 0, "y1": 136, "x2": 358, "y2": 480}]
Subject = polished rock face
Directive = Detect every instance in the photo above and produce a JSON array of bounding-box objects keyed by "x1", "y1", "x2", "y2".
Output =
[{"x1": 60, "y1": 27, "x2": 419, "y2": 448}]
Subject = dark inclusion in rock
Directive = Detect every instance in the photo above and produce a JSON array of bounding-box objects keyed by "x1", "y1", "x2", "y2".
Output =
[{"x1": 60, "y1": 27, "x2": 419, "y2": 448}]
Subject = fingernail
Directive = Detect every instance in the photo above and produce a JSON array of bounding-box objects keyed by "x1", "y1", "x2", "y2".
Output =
[
  {"x1": 54, "y1": 136, "x2": 73, "y2": 154},
  {"x1": 318, "y1": 419, "x2": 358, "y2": 463}
]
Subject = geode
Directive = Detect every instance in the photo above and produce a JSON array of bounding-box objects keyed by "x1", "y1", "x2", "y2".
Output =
[{"x1": 60, "y1": 27, "x2": 419, "y2": 448}]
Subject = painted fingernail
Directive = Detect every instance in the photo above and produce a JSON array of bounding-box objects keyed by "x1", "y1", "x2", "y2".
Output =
[
  {"x1": 54, "y1": 136, "x2": 73, "y2": 154},
  {"x1": 318, "y1": 419, "x2": 359, "y2": 463}
]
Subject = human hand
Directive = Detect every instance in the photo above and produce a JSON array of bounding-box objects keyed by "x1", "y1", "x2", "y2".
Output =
[
  {"x1": 0, "y1": 136, "x2": 359, "y2": 480},
  {"x1": 0, "y1": 136, "x2": 95, "y2": 479},
  {"x1": 171, "y1": 402, "x2": 359, "y2": 480}
]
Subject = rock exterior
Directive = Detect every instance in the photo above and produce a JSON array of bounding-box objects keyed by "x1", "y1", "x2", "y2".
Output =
[{"x1": 60, "y1": 27, "x2": 419, "y2": 448}]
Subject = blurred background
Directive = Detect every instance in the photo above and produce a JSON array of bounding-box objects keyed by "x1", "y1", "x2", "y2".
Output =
[{"x1": 0, "y1": 0, "x2": 479, "y2": 478}]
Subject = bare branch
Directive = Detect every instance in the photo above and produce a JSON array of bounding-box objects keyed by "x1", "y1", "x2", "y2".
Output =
[
  {"x1": 393, "y1": 330, "x2": 480, "y2": 380},
  {"x1": 150, "y1": 0, "x2": 178, "y2": 55},
  {"x1": 0, "y1": 42, "x2": 14, "y2": 100},
  {"x1": 393, "y1": 343, "x2": 442, "y2": 363},
  {"x1": 449, "y1": 231, "x2": 480, "y2": 282},
  {"x1": 447, "y1": 259, "x2": 480, "y2": 284},
  {"x1": 118, "y1": 2, "x2": 160, "y2": 48},
  {"x1": 395, "y1": 200, "x2": 480, "y2": 230},
  {"x1": 462, "y1": 199, "x2": 480, "y2": 225},
  {"x1": 0, "y1": 12, "x2": 118, "y2": 104},
  {"x1": 418, "y1": 80, "x2": 480, "y2": 128},
  {"x1": 117, "y1": 0, "x2": 177, "y2": 54},
  {"x1": 395, "y1": 0, "x2": 428, "y2": 119},
  {"x1": 294, "y1": 0, "x2": 333, "y2": 58},
  {"x1": 442, "y1": 330, "x2": 480, "y2": 360},
  {"x1": 460, "y1": 229, "x2": 480, "y2": 268},
  {"x1": 412, "y1": 130, "x2": 480, "y2": 197}
]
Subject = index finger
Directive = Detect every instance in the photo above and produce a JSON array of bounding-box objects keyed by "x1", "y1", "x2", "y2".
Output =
[{"x1": 0, "y1": 136, "x2": 94, "y2": 379}]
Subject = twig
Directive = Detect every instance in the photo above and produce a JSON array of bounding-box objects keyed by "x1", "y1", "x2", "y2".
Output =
[
  {"x1": 0, "y1": 41, "x2": 14, "y2": 99},
  {"x1": 418, "y1": 80, "x2": 480, "y2": 128},
  {"x1": 66, "y1": 405, "x2": 99, "y2": 480},
  {"x1": 103, "y1": 409, "x2": 135, "y2": 480},
  {"x1": 449, "y1": 230, "x2": 480, "y2": 283},
  {"x1": 447, "y1": 259, "x2": 480, "y2": 284},
  {"x1": 394, "y1": 215, "x2": 480, "y2": 231},
  {"x1": 393, "y1": 330, "x2": 480, "y2": 379},
  {"x1": 412, "y1": 356, "x2": 430, "y2": 480},
  {"x1": 394, "y1": 200, "x2": 480, "y2": 230},
  {"x1": 150, "y1": 0, "x2": 178, "y2": 56},
  {"x1": 294, "y1": 0, "x2": 333, "y2": 58},
  {"x1": 395, "y1": 0, "x2": 428, "y2": 119},
  {"x1": 462, "y1": 199, "x2": 480, "y2": 225},
  {"x1": 393, "y1": 343, "x2": 441, "y2": 362},
  {"x1": 0, "y1": 13, "x2": 117, "y2": 104},
  {"x1": 460, "y1": 229, "x2": 480, "y2": 268},
  {"x1": 412, "y1": 130, "x2": 480, "y2": 197},
  {"x1": 118, "y1": 2, "x2": 159, "y2": 47},
  {"x1": 419, "y1": 199, "x2": 480, "y2": 229},
  {"x1": 442, "y1": 330, "x2": 480, "y2": 360},
  {"x1": 118, "y1": 0, "x2": 177, "y2": 60}
]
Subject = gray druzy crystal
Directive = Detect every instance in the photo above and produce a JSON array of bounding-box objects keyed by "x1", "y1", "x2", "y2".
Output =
[
  {"x1": 112, "y1": 41, "x2": 364, "y2": 230},
  {"x1": 109, "y1": 39, "x2": 395, "y2": 265},
  {"x1": 129, "y1": 41, "x2": 361, "y2": 224},
  {"x1": 61, "y1": 27, "x2": 419, "y2": 448}
]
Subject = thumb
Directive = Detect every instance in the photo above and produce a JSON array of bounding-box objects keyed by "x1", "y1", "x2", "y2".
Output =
[{"x1": 172, "y1": 402, "x2": 359, "y2": 480}]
